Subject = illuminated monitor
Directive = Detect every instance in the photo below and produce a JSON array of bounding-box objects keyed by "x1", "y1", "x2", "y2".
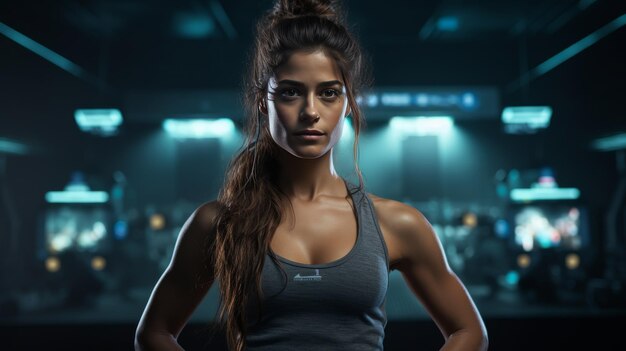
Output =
[
  {"x1": 506, "y1": 203, "x2": 590, "y2": 252},
  {"x1": 41, "y1": 206, "x2": 112, "y2": 255}
]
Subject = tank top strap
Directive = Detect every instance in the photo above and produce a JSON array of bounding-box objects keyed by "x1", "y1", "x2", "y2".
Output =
[{"x1": 343, "y1": 178, "x2": 391, "y2": 273}]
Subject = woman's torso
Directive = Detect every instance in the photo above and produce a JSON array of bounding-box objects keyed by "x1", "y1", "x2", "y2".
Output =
[{"x1": 245, "y1": 179, "x2": 392, "y2": 351}]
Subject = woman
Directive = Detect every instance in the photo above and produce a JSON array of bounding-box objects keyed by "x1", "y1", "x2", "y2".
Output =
[{"x1": 135, "y1": 0, "x2": 488, "y2": 350}]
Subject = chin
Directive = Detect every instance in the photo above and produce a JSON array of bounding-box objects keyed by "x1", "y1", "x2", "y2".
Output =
[{"x1": 285, "y1": 145, "x2": 330, "y2": 159}]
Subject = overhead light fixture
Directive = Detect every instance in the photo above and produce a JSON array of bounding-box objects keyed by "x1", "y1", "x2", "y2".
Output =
[
  {"x1": 74, "y1": 109, "x2": 123, "y2": 136},
  {"x1": 45, "y1": 190, "x2": 109, "y2": 204},
  {"x1": 45, "y1": 173, "x2": 109, "y2": 204},
  {"x1": 501, "y1": 106, "x2": 552, "y2": 126},
  {"x1": 389, "y1": 116, "x2": 454, "y2": 136},
  {"x1": 502, "y1": 106, "x2": 552, "y2": 134},
  {"x1": 591, "y1": 133, "x2": 626, "y2": 152},
  {"x1": 163, "y1": 118, "x2": 236, "y2": 139},
  {"x1": 510, "y1": 187, "x2": 580, "y2": 202}
]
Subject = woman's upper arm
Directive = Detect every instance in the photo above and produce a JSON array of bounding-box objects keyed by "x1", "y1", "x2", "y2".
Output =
[
  {"x1": 136, "y1": 200, "x2": 219, "y2": 340},
  {"x1": 388, "y1": 203, "x2": 488, "y2": 346}
]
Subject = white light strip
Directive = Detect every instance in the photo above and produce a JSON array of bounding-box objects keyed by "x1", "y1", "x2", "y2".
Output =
[
  {"x1": 45, "y1": 191, "x2": 109, "y2": 204},
  {"x1": 501, "y1": 106, "x2": 552, "y2": 127},
  {"x1": 163, "y1": 118, "x2": 236, "y2": 138},
  {"x1": 74, "y1": 109, "x2": 123, "y2": 134},
  {"x1": 510, "y1": 188, "x2": 580, "y2": 202},
  {"x1": 389, "y1": 116, "x2": 454, "y2": 136}
]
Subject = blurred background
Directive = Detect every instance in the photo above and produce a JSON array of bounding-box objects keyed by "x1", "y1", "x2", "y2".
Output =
[{"x1": 1, "y1": 0, "x2": 625, "y2": 350}]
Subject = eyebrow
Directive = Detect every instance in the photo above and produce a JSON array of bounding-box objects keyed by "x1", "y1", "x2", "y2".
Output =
[{"x1": 277, "y1": 79, "x2": 344, "y2": 87}]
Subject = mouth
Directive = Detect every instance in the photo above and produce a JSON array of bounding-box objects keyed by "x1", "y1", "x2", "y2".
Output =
[{"x1": 293, "y1": 129, "x2": 325, "y2": 136}]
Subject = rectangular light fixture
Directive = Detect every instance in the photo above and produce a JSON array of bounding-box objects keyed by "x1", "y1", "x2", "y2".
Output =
[
  {"x1": 591, "y1": 133, "x2": 626, "y2": 151},
  {"x1": 501, "y1": 106, "x2": 552, "y2": 127},
  {"x1": 74, "y1": 109, "x2": 123, "y2": 136},
  {"x1": 389, "y1": 116, "x2": 454, "y2": 136},
  {"x1": 510, "y1": 187, "x2": 580, "y2": 202},
  {"x1": 163, "y1": 118, "x2": 236, "y2": 139},
  {"x1": 45, "y1": 191, "x2": 109, "y2": 204}
]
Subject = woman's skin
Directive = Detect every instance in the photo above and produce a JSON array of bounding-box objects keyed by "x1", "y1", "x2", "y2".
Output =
[{"x1": 135, "y1": 49, "x2": 488, "y2": 350}]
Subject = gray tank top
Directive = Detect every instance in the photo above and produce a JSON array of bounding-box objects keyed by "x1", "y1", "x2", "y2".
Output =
[{"x1": 245, "y1": 179, "x2": 391, "y2": 350}]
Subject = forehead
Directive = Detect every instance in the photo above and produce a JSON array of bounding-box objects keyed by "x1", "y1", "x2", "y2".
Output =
[{"x1": 275, "y1": 50, "x2": 342, "y2": 82}]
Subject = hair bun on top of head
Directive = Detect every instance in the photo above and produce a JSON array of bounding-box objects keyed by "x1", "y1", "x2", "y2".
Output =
[{"x1": 272, "y1": 0, "x2": 342, "y2": 23}]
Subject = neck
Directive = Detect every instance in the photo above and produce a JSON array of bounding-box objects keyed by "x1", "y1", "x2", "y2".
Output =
[{"x1": 274, "y1": 147, "x2": 345, "y2": 202}]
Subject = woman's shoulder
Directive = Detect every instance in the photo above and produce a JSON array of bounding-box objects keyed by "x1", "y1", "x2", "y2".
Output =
[
  {"x1": 365, "y1": 192, "x2": 428, "y2": 242},
  {"x1": 193, "y1": 200, "x2": 222, "y2": 228},
  {"x1": 366, "y1": 192, "x2": 419, "y2": 219}
]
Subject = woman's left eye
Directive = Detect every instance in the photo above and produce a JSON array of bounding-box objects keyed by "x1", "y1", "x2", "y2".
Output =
[{"x1": 321, "y1": 89, "x2": 339, "y2": 98}]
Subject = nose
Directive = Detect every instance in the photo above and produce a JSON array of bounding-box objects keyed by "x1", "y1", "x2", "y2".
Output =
[{"x1": 300, "y1": 93, "x2": 319, "y2": 121}]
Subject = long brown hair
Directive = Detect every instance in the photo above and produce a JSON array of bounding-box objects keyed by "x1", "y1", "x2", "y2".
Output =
[{"x1": 208, "y1": 0, "x2": 371, "y2": 350}]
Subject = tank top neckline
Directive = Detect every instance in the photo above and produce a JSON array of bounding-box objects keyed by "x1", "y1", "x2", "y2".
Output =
[{"x1": 268, "y1": 178, "x2": 363, "y2": 269}]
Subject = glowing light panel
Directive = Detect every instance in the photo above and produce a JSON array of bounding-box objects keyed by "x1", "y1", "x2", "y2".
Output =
[
  {"x1": 45, "y1": 191, "x2": 109, "y2": 204},
  {"x1": 510, "y1": 188, "x2": 580, "y2": 202},
  {"x1": 389, "y1": 116, "x2": 454, "y2": 136},
  {"x1": 501, "y1": 106, "x2": 552, "y2": 127},
  {"x1": 163, "y1": 118, "x2": 236, "y2": 139},
  {"x1": 75, "y1": 109, "x2": 123, "y2": 135}
]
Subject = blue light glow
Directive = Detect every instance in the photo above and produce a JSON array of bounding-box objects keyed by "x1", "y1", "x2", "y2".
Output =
[
  {"x1": 437, "y1": 16, "x2": 459, "y2": 32},
  {"x1": 510, "y1": 188, "x2": 580, "y2": 202},
  {"x1": 389, "y1": 116, "x2": 454, "y2": 136},
  {"x1": 173, "y1": 12, "x2": 216, "y2": 38},
  {"x1": 341, "y1": 117, "x2": 354, "y2": 141},
  {"x1": 0, "y1": 138, "x2": 28, "y2": 155},
  {"x1": 75, "y1": 109, "x2": 123, "y2": 135},
  {"x1": 501, "y1": 106, "x2": 552, "y2": 128},
  {"x1": 114, "y1": 220, "x2": 128, "y2": 240},
  {"x1": 381, "y1": 93, "x2": 412, "y2": 107},
  {"x1": 494, "y1": 219, "x2": 509, "y2": 239},
  {"x1": 591, "y1": 133, "x2": 626, "y2": 151},
  {"x1": 45, "y1": 191, "x2": 109, "y2": 204},
  {"x1": 163, "y1": 118, "x2": 236, "y2": 139},
  {"x1": 505, "y1": 271, "x2": 520, "y2": 286},
  {"x1": 366, "y1": 94, "x2": 379, "y2": 107},
  {"x1": 461, "y1": 93, "x2": 476, "y2": 108}
]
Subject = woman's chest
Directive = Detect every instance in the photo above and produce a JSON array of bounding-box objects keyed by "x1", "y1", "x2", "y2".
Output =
[{"x1": 256, "y1": 254, "x2": 388, "y2": 314}]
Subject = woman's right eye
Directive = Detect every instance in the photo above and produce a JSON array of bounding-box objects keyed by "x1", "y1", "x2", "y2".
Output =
[{"x1": 280, "y1": 88, "x2": 299, "y2": 98}]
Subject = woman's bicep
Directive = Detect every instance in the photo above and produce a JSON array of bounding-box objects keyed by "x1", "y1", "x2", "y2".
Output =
[{"x1": 393, "y1": 207, "x2": 486, "y2": 341}]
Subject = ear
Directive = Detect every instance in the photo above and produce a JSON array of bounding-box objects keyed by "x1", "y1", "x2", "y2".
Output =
[{"x1": 259, "y1": 99, "x2": 268, "y2": 116}]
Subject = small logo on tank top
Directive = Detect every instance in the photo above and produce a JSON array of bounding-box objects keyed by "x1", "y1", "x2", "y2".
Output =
[{"x1": 293, "y1": 269, "x2": 322, "y2": 281}]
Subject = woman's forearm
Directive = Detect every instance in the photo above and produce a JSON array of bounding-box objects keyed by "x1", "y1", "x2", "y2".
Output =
[
  {"x1": 134, "y1": 331, "x2": 185, "y2": 351},
  {"x1": 439, "y1": 328, "x2": 489, "y2": 351}
]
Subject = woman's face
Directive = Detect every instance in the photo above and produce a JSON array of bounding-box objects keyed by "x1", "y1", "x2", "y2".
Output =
[{"x1": 263, "y1": 50, "x2": 350, "y2": 159}]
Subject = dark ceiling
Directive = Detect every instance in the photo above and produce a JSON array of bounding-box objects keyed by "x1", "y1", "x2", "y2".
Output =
[{"x1": 0, "y1": 0, "x2": 625, "y2": 135}]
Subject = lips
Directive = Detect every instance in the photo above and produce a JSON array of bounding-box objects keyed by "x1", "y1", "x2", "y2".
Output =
[{"x1": 294, "y1": 129, "x2": 325, "y2": 135}]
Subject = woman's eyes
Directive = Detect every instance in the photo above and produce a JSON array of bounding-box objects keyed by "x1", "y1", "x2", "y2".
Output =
[
  {"x1": 321, "y1": 89, "x2": 340, "y2": 98},
  {"x1": 280, "y1": 88, "x2": 299, "y2": 97},
  {"x1": 279, "y1": 88, "x2": 340, "y2": 99}
]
